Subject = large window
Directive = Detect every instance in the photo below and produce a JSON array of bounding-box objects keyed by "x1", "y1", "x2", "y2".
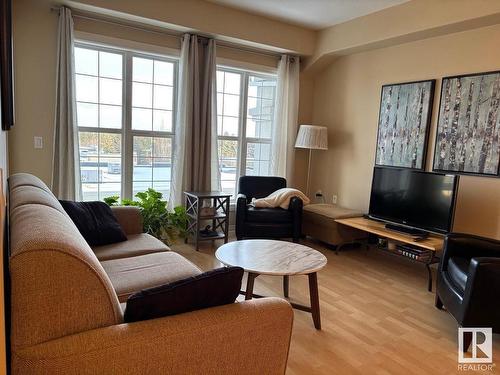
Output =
[
  {"x1": 75, "y1": 44, "x2": 176, "y2": 201},
  {"x1": 216, "y1": 68, "x2": 277, "y2": 197}
]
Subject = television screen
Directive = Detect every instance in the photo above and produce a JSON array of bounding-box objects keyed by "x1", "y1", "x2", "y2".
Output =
[{"x1": 368, "y1": 167, "x2": 459, "y2": 234}]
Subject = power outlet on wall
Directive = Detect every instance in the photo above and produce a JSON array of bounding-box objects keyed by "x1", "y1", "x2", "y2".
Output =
[
  {"x1": 34, "y1": 136, "x2": 43, "y2": 149},
  {"x1": 332, "y1": 194, "x2": 338, "y2": 204}
]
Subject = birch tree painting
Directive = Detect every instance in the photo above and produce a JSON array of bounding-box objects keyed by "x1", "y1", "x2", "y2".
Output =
[
  {"x1": 433, "y1": 71, "x2": 500, "y2": 176},
  {"x1": 375, "y1": 80, "x2": 435, "y2": 169}
]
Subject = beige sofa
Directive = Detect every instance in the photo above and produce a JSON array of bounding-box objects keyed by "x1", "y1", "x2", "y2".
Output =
[{"x1": 8, "y1": 173, "x2": 293, "y2": 374}]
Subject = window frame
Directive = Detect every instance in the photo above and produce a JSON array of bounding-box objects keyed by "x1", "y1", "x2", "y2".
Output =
[
  {"x1": 216, "y1": 65, "x2": 277, "y2": 198},
  {"x1": 75, "y1": 41, "x2": 179, "y2": 201}
]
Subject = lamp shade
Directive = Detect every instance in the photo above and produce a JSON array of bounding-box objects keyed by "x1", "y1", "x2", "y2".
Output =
[{"x1": 294, "y1": 125, "x2": 328, "y2": 150}]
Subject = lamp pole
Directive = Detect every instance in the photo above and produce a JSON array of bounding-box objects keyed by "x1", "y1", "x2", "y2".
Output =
[{"x1": 306, "y1": 148, "x2": 312, "y2": 198}]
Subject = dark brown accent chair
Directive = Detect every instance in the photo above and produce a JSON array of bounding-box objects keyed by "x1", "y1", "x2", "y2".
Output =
[
  {"x1": 435, "y1": 233, "x2": 500, "y2": 351},
  {"x1": 235, "y1": 176, "x2": 303, "y2": 243}
]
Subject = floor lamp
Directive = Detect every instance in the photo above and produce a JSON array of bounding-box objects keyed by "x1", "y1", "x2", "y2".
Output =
[{"x1": 294, "y1": 125, "x2": 329, "y2": 197}]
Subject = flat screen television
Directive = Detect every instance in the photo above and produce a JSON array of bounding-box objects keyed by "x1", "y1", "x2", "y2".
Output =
[{"x1": 368, "y1": 167, "x2": 459, "y2": 235}]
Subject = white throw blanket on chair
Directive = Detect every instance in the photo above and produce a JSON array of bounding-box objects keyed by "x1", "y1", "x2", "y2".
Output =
[{"x1": 250, "y1": 188, "x2": 310, "y2": 209}]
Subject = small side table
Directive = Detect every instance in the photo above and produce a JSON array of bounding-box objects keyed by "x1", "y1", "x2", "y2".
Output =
[{"x1": 184, "y1": 191, "x2": 231, "y2": 251}]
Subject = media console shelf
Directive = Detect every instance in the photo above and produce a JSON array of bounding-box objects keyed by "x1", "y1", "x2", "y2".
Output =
[{"x1": 335, "y1": 217, "x2": 444, "y2": 291}]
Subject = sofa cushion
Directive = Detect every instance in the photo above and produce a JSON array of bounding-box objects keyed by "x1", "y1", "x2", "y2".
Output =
[
  {"x1": 9, "y1": 185, "x2": 68, "y2": 215},
  {"x1": 92, "y1": 233, "x2": 169, "y2": 261},
  {"x1": 447, "y1": 256, "x2": 469, "y2": 292},
  {"x1": 303, "y1": 204, "x2": 363, "y2": 220},
  {"x1": 246, "y1": 206, "x2": 292, "y2": 224},
  {"x1": 124, "y1": 266, "x2": 244, "y2": 322},
  {"x1": 101, "y1": 252, "x2": 202, "y2": 302},
  {"x1": 60, "y1": 200, "x2": 127, "y2": 247},
  {"x1": 8, "y1": 172, "x2": 54, "y2": 194}
]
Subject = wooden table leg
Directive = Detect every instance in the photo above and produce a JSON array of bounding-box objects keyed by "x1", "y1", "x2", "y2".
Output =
[
  {"x1": 283, "y1": 275, "x2": 289, "y2": 298},
  {"x1": 245, "y1": 272, "x2": 258, "y2": 300},
  {"x1": 308, "y1": 272, "x2": 321, "y2": 330}
]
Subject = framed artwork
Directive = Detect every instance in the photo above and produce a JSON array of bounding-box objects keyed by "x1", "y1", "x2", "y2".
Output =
[
  {"x1": 375, "y1": 80, "x2": 435, "y2": 170},
  {"x1": 433, "y1": 71, "x2": 500, "y2": 177},
  {"x1": 1, "y1": 0, "x2": 14, "y2": 130}
]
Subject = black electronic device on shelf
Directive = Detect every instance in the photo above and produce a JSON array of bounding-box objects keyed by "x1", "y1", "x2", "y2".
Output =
[{"x1": 368, "y1": 167, "x2": 459, "y2": 236}]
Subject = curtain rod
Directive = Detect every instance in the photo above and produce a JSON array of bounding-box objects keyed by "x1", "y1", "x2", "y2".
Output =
[{"x1": 50, "y1": 6, "x2": 286, "y2": 60}]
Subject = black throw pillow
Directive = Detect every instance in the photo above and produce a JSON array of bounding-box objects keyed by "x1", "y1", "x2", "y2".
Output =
[
  {"x1": 124, "y1": 266, "x2": 244, "y2": 323},
  {"x1": 59, "y1": 200, "x2": 127, "y2": 247}
]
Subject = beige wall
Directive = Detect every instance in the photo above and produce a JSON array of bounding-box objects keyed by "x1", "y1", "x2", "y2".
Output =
[{"x1": 310, "y1": 23, "x2": 500, "y2": 239}]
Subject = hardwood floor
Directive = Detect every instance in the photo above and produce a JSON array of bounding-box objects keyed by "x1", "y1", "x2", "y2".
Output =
[{"x1": 171, "y1": 237, "x2": 500, "y2": 374}]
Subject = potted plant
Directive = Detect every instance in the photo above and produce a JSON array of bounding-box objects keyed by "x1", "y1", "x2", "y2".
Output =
[{"x1": 104, "y1": 189, "x2": 188, "y2": 245}]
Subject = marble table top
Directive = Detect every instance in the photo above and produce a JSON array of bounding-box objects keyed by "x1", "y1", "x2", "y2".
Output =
[{"x1": 215, "y1": 239, "x2": 328, "y2": 276}]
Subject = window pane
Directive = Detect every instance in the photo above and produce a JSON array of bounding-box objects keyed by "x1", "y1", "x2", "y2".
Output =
[
  {"x1": 260, "y1": 120, "x2": 272, "y2": 139},
  {"x1": 81, "y1": 166, "x2": 99, "y2": 183},
  {"x1": 153, "y1": 160, "x2": 171, "y2": 181},
  {"x1": 82, "y1": 184, "x2": 98, "y2": 201},
  {"x1": 134, "y1": 136, "x2": 152, "y2": 158},
  {"x1": 218, "y1": 140, "x2": 238, "y2": 197},
  {"x1": 153, "y1": 137, "x2": 172, "y2": 158},
  {"x1": 79, "y1": 131, "x2": 122, "y2": 201},
  {"x1": 77, "y1": 102, "x2": 98, "y2": 127},
  {"x1": 217, "y1": 115, "x2": 223, "y2": 136},
  {"x1": 132, "y1": 108, "x2": 152, "y2": 131},
  {"x1": 246, "y1": 97, "x2": 260, "y2": 118},
  {"x1": 101, "y1": 159, "x2": 121, "y2": 183},
  {"x1": 76, "y1": 75, "x2": 98, "y2": 102},
  {"x1": 154, "y1": 61, "x2": 174, "y2": 85},
  {"x1": 247, "y1": 78, "x2": 260, "y2": 97},
  {"x1": 246, "y1": 142, "x2": 270, "y2": 176},
  {"x1": 132, "y1": 82, "x2": 152, "y2": 108},
  {"x1": 224, "y1": 72, "x2": 241, "y2": 95},
  {"x1": 133, "y1": 181, "x2": 152, "y2": 197},
  {"x1": 99, "y1": 105, "x2": 121, "y2": 129},
  {"x1": 100, "y1": 183, "x2": 121, "y2": 200},
  {"x1": 132, "y1": 135, "x2": 172, "y2": 198},
  {"x1": 133, "y1": 158, "x2": 152, "y2": 181},
  {"x1": 246, "y1": 117, "x2": 257, "y2": 138},
  {"x1": 133, "y1": 57, "x2": 153, "y2": 83},
  {"x1": 152, "y1": 181, "x2": 170, "y2": 199},
  {"x1": 261, "y1": 84, "x2": 276, "y2": 100},
  {"x1": 153, "y1": 85, "x2": 173, "y2": 110},
  {"x1": 105, "y1": 158, "x2": 122, "y2": 178},
  {"x1": 223, "y1": 94, "x2": 239, "y2": 117},
  {"x1": 75, "y1": 48, "x2": 97, "y2": 76},
  {"x1": 99, "y1": 133, "x2": 121, "y2": 158},
  {"x1": 79, "y1": 132, "x2": 98, "y2": 156},
  {"x1": 222, "y1": 116, "x2": 238, "y2": 137},
  {"x1": 261, "y1": 98, "x2": 274, "y2": 115},
  {"x1": 153, "y1": 110, "x2": 172, "y2": 132},
  {"x1": 217, "y1": 93, "x2": 223, "y2": 114},
  {"x1": 216, "y1": 71, "x2": 224, "y2": 93},
  {"x1": 99, "y1": 51, "x2": 122, "y2": 79},
  {"x1": 260, "y1": 143, "x2": 271, "y2": 160},
  {"x1": 100, "y1": 78, "x2": 122, "y2": 105}
]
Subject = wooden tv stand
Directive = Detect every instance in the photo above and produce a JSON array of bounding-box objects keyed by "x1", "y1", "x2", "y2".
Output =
[{"x1": 335, "y1": 217, "x2": 444, "y2": 291}]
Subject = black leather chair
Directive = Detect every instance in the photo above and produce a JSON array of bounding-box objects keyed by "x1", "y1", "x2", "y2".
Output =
[
  {"x1": 435, "y1": 233, "x2": 500, "y2": 350},
  {"x1": 235, "y1": 176, "x2": 303, "y2": 243}
]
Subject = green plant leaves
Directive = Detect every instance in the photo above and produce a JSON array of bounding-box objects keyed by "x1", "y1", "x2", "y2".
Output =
[{"x1": 103, "y1": 189, "x2": 188, "y2": 245}]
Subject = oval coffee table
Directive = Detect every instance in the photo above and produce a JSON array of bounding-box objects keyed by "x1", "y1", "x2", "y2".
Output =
[{"x1": 215, "y1": 239, "x2": 327, "y2": 329}]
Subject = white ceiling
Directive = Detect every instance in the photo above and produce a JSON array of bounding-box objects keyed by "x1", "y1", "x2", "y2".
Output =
[{"x1": 208, "y1": 0, "x2": 409, "y2": 30}]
